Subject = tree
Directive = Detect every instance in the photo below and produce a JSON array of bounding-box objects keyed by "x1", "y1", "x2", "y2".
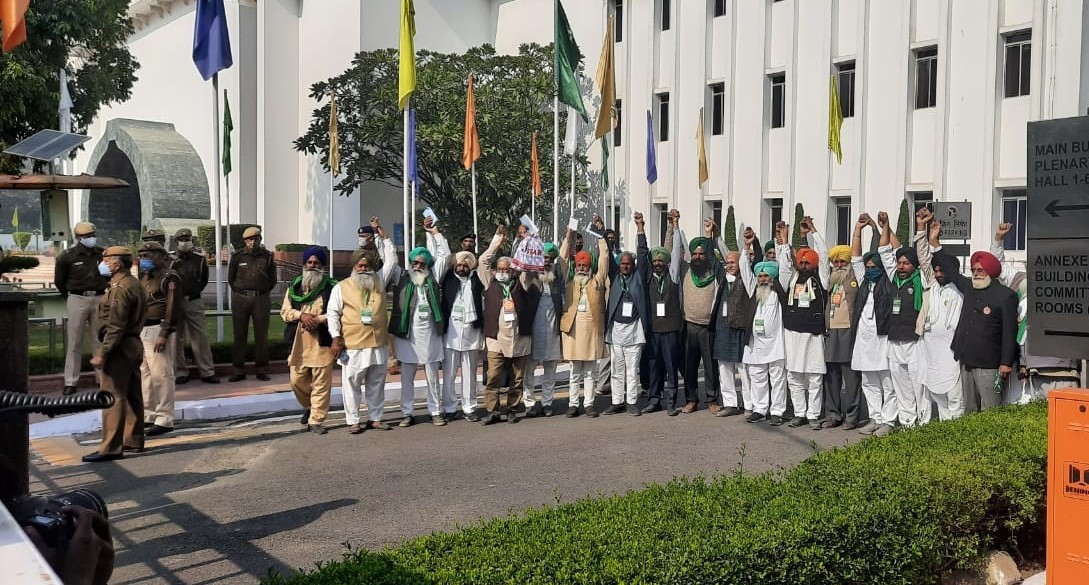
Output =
[
  {"x1": 723, "y1": 205, "x2": 738, "y2": 251},
  {"x1": 12, "y1": 232, "x2": 31, "y2": 251},
  {"x1": 895, "y1": 199, "x2": 911, "y2": 246},
  {"x1": 0, "y1": 0, "x2": 139, "y2": 173},
  {"x1": 296, "y1": 44, "x2": 585, "y2": 244},
  {"x1": 791, "y1": 203, "x2": 805, "y2": 249}
]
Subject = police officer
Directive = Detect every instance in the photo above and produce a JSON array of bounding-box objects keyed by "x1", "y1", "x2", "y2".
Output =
[
  {"x1": 54, "y1": 222, "x2": 108, "y2": 395},
  {"x1": 142, "y1": 228, "x2": 167, "y2": 245},
  {"x1": 227, "y1": 226, "x2": 277, "y2": 381},
  {"x1": 83, "y1": 246, "x2": 147, "y2": 463},
  {"x1": 171, "y1": 228, "x2": 219, "y2": 384},
  {"x1": 138, "y1": 242, "x2": 182, "y2": 436}
]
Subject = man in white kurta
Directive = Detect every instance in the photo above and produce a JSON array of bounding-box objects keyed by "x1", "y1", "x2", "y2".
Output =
[
  {"x1": 918, "y1": 218, "x2": 964, "y2": 421},
  {"x1": 523, "y1": 243, "x2": 565, "y2": 417},
  {"x1": 849, "y1": 214, "x2": 897, "y2": 437},
  {"x1": 441, "y1": 250, "x2": 484, "y2": 422},
  {"x1": 739, "y1": 225, "x2": 788, "y2": 426}
]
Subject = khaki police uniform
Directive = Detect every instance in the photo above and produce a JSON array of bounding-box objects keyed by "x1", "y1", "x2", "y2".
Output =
[
  {"x1": 171, "y1": 231, "x2": 215, "y2": 379},
  {"x1": 139, "y1": 244, "x2": 183, "y2": 428},
  {"x1": 54, "y1": 223, "x2": 108, "y2": 389},
  {"x1": 227, "y1": 228, "x2": 277, "y2": 377},
  {"x1": 95, "y1": 247, "x2": 147, "y2": 456}
]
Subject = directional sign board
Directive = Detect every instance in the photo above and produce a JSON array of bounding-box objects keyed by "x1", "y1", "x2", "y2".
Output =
[
  {"x1": 1026, "y1": 116, "x2": 1089, "y2": 359},
  {"x1": 932, "y1": 202, "x2": 972, "y2": 240}
]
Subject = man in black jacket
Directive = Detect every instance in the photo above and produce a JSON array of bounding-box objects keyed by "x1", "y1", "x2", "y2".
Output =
[
  {"x1": 602, "y1": 212, "x2": 651, "y2": 416},
  {"x1": 641, "y1": 210, "x2": 684, "y2": 415},
  {"x1": 55, "y1": 221, "x2": 108, "y2": 395}
]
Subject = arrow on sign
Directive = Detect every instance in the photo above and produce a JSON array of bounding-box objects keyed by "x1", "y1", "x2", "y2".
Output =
[{"x1": 1044, "y1": 199, "x2": 1089, "y2": 218}]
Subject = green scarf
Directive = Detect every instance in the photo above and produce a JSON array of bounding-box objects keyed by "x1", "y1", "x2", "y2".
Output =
[
  {"x1": 400, "y1": 276, "x2": 444, "y2": 332},
  {"x1": 893, "y1": 270, "x2": 924, "y2": 312},
  {"x1": 286, "y1": 275, "x2": 337, "y2": 304},
  {"x1": 690, "y1": 266, "x2": 716, "y2": 288}
]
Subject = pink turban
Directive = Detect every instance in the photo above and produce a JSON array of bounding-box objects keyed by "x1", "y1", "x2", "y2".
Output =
[{"x1": 970, "y1": 251, "x2": 1001, "y2": 278}]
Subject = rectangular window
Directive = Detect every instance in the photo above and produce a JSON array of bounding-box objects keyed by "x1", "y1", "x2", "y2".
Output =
[
  {"x1": 767, "y1": 198, "x2": 783, "y2": 242},
  {"x1": 613, "y1": 205, "x2": 622, "y2": 233},
  {"x1": 614, "y1": 0, "x2": 624, "y2": 43},
  {"x1": 661, "y1": 0, "x2": 671, "y2": 31},
  {"x1": 914, "y1": 47, "x2": 938, "y2": 109},
  {"x1": 714, "y1": 0, "x2": 727, "y2": 18},
  {"x1": 834, "y1": 198, "x2": 852, "y2": 246},
  {"x1": 1001, "y1": 190, "x2": 1028, "y2": 251},
  {"x1": 837, "y1": 61, "x2": 856, "y2": 118},
  {"x1": 706, "y1": 201, "x2": 723, "y2": 233},
  {"x1": 657, "y1": 92, "x2": 670, "y2": 141},
  {"x1": 910, "y1": 191, "x2": 933, "y2": 213},
  {"x1": 656, "y1": 203, "x2": 668, "y2": 244},
  {"x1": 770, "y1": 73, "x2": 785, "y2": 128},
  {"x1": 1004, "y1": 31, "x2": 1031, "y2": 98},
  {"x1": 614, "y1": 99, "x2": 623, "y2": 147},
  {"x1": 710, "y1": 83, "x2": 725, "y2": 135}
]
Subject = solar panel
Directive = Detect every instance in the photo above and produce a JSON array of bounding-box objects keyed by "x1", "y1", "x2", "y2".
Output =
[{"x1": 3, "y1": 129, "x2": 91, "y2": 162}]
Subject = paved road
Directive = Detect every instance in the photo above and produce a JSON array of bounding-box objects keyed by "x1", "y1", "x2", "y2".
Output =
[{"x1": 30, "y1": 401, "x2": 862, "y2": 584}]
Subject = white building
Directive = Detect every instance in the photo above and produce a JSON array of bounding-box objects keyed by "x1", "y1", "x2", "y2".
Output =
[{"x1": 74, "y1": 0, "x2": 1089, "y2": 260}]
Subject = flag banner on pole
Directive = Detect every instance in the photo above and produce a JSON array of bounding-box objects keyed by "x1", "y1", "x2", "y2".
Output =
[
  {"x1": 646, "y1": 110, "x2": 657, "y2": 184},
  {"x1": 462, "y1": 74, "x2": 481, "y2": 170},
  {"x1": 408, "y1": 108, "x2": 418, "y2": 183},
  {"x1": 697, "y1": 107, "x2": 709, "y2": 186},
  {"x1": 828, "y1": 74, "x2": 843, "y2": 164},
  {"x1": 193, "y1": 0, "x2": 233, "y2": 80},
  {"x1": 594, "y1": 15, "x2": 616, "y2": 139},
  {"x1": 399, "y1": 0, "x2": 416, "y2": 111},
  {"x1": 563, "y1": 106, "x2": 579, "y2": 156},
  {"x1": 328, "y1": 94, "x2": 341, "y2": 176},
  {"x1": 10, "y1": 206, "x2": 18, "y2": 228},
  {"x1": 0, "y1": 0, "x2": 29, "y2": 53},
  {"x1": 555, "y1": 0, "x2": 587, "y2": 121},
  {"x1": 59, "y1": 69, "x2": 73, "y2": 134},
  {"x1": 222, "y1": 89, "x2": 233, "y2": 176},
  {"x1": 600, "y1": 138, "x2": 609, "y2": 191},
  {"x1": 531, "y1": 131, "x2": 542, "y2": 197}
]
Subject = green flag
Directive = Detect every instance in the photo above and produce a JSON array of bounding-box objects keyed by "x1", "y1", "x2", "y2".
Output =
[
  {"x1": 555, "y1": 0, "x2": 588, "y2": 122},
  {"x1": 222, "y1": 89, "x2": 233, "y2": 176},
  {"x1": 600, "y1": 138, "x2": 609, "y2": 191}
]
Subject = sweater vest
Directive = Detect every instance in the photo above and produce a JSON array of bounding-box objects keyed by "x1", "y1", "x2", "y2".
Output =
[
  {"x1": 338, "y1": 278, "x2": 388, "y2": 350},
  {"x1": 649, "y1": 273, "x2": 683, "y2": 333},
  {"x1": 482, "y1": 281, "x2": 536, "y2": 339},
  {"x1": 782, "y1": 272, "x2": 828, "y2": 335},
  {"x1": 887, "y1": 280, "x2": 921, "y2": 342}
]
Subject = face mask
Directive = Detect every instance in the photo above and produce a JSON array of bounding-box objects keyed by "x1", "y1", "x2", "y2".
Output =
[
  {"x1": 358, "y1": 237, "x2": 368, "y2": 248},
  {"x1": 139, "y1": 258, "x2": 155, "y2": 273},
  {"x1": 495, "y1": 272, "x2": 510, "y2": 283},
  {"x1": 177, "y1": 242, "x2": 194, "y2": 253},
  {"x1": 80, "y1": 237, "x2": 97, "y2": 248},
  {"x1": 864, "y1": 267, "x2": 883, "y2": 282},
  {"x1": 98, "y1": 261, "x2": 111, "y2": 277}
]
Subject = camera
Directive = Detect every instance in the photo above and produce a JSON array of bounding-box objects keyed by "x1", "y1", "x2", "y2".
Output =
[{"x1": 11, "y1": 489, "x2": 108, "y2": 550}]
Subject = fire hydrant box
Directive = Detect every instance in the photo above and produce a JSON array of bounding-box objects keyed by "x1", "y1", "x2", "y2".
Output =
[{"x1": 1048, "y1": 389, "x2": 1089, "y2": 585}]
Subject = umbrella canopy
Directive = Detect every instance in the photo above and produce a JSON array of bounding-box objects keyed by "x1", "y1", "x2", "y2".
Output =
[{"x1": 0, "y1": 174, "x2": 130, "y2": 190}]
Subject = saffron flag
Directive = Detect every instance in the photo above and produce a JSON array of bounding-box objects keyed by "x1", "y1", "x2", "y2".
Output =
[
  {"x1": 0, "y1": 0, "x2": 29, "y2": 53},
  {"x1": 462, "y1": 74, "x2": 481, "y2": 170},
  {"x1": 646, "y1": 110, "x2": 657, "y2": 184},
  {"x1": 555, "y1": 0, "x2": 587, "y2": 121},
  {"x1": 408, "y1": 108, "x2": 418, "y2": 183},
  {"x1": 328, "y1": 94, "x2": 341, "y2": 176},
  {"x1": 828, "y1": 74, "x2": 843, "y2": 164},
  {"x1": 222, "y1": 90, "x2": 233, "y2": 176},
  {"x1": 398, "y1": 0, "x2": 416, "y2": 111},
  {"x1": 697, "y1": 107, "x2": 709, "y2": 186},
  {"x1": 193, "y1": 0, "x2": 233, "y2": 80},
  {"x1": 531, "y1": 131, "x2": 542, "y2": 197},
  {"x1": 594, "y1": 15, "x2": 616, "y2": 139}
]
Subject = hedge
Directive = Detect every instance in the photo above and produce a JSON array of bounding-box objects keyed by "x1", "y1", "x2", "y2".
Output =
[{"x1": 263, "y1": 402, "x2": 1048, "y2": 585}]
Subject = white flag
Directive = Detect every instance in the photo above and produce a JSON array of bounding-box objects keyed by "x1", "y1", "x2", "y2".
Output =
[
  {"x1": 59, "y1": 69, "x2": 73, "y2": 134},
  {"x1": 563, "y1": 105, "x2": 579, "y2": 156}
]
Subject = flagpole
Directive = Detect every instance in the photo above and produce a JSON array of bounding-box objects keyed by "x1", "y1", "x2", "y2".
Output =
[
  {"x1": 610, "y1": 129, "x2": 617, "y2": 229},
  {"x1": 403, "y1": 103, "x2": 410, "y2": 268},
  {"x1": 411, "y1": 179, "x2": 417, "y2": 248},
  {"x1": 211, "y1": 73, "x2": 224, "y2": 342},
  {"x1": 329, "y1": 173, "x2": 335, "y2": 277},
  {"x1": 553, "y1": 96, "x2": 560, "y2": 241},
  {"x1": 569, "y1": 154, "x2": 575, "y2": 230},
  {"x1": 471, "y1": 162, "x2": 479, "y2": 253}
]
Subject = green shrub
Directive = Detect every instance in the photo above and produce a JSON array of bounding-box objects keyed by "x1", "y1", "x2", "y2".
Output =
[
  {"x1": 263, "y1": 403, "x2": 1048, "y2": 585},
  {"x1": 12, "y1": 231, "x2": 31, "y2": 251},
  {"x1": 723, "y1": 205, "x2": 738, "y2": 251},
  {"x1": 275, "y1": 243, "x2": 325, "y2": 253},
  {"x1": 896, "y1": 199, "x2": 911, "y2": 246},
  {"x1": 791, "y1": 202, "x2": 805, "y2": 249},
  {"x1": 1, "y1": 253, "x2": 39, "y2": 274},
  {"x1": 196, "y1": 223, "x2": 262, "y2": 258}
]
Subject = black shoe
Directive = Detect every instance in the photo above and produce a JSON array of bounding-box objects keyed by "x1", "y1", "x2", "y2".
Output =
[
  {"x1": 745, "y1": 412, "x2": 766, "y2": 423},
  {"x1": 603, "y1": 404, "x2": 625, "y2": 415},
  {"x1": 62, "y1": 385, "x2": 78, "y2": 396},
  {"x1": 466, "y1": 412, "x2": 481, "y2": 422},
  {"x1": 787, "y1": 417, "x2": 807, "y2": 428},
  {"x1": 308, "y1": 424, "x2": 327, "y2": 435},
  {"x1": 121, "y1": 445, "x2": 144, "y2": 453},
  {"x1": 768, "y1": 415, "x2": 785, "y2": 426},
  {"x1": 641, "y1": 403, "x2": 662, "y2": 414},
  {"x1": 175, "y1": 376, "x2": 190, "y2": 385},
  {"x1": 228, "y1": 374, "x2": 246, "y2": 382},
  {"x1": 585, "y1": 407, "x2": 599, "y2": 418},
  {"x1": 507, "y1": 411, "x2": 520, "y2": 424},
  {"x1": 201, "y1": 376, "x2": 221, "y2": 384},
  {"x1": 542, "y1": 406, "x2": 554, "y2": 417},
  {"x1": 526, "y1": 402, "x2": 543, "y2": 418},
  {"x1": 82, "y1": 452, "x2": 123, "y2": 463},
  {"x1": 626, "y1": 404, "x2": 641, "y2": 416},
  {"x1": 146, "y1": 424, "x2": 174, "y2": 437},
  {"x1": 143, "y1": 421, "x2": 154, "y2": 428},
  {"x1": 482, "y1": 412, "x2": 502, "y2": 426},
  {"x1": 565, "y1": 406, "x2": 579, "y2": 418},
  {"x1": 256, "y1": 373, "x2": 271, "y2": 381},
  {"x1": 667, "y1": 408, "x2": 680, "y2": 416},
  {"x1": 444, "y1": 412, "x2": 458, "y2": 422},
  {"x1": 300, "y1": 410, "x2": 310, "y2": 425},
  {"x1": 716, "y1": 406, "x2": 743, "y2": 417}
]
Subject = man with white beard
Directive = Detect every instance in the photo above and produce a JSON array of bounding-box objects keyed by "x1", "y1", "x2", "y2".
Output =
[
  {"x1": 388, "y1": 216, "x2": 451, "y2": 427},
  {"x1": 328, "y1": 216, "x2": 398, "y2": 434},
  {"x1": 823, "y1": 243, "x2": 866, "y2": 430},
  {"x1": 917, "y1": 214, "x2": 965, "y2": 421},
  {"x1": 440, "y1": 249, "x2": 485, "y2": 422},
  {"x1": 560, "y1": 217, "x2": 611, "y2": 418},
  {"x1": 280, "y1": 247, "x2": 338, "y2": 434},
  {"x1": 739, "y1": 224, "x2": 788, "y2": 426},
  {"x1": 522, "y1": 242, "x2": 565, "y2": 417}
]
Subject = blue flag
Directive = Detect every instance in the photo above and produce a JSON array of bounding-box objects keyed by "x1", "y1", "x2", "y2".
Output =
[
  {"x1": 646, "y1": 110, "x2": 658, "y2": 184},
  {"x1": 193, "y1": 0, "x2": 233, "y2": 80},
  {"x1": 408, "y1": 108, "x2": 418, "y2": 183}
]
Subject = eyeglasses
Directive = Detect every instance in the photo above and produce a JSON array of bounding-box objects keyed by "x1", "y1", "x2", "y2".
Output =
[{"x1": 971, "y1": 267, "x2": 988, "y2": 275}]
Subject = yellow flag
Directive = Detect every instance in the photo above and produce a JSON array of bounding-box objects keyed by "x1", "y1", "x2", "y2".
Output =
[
  {"x1": 594, "y1": 15, "x2": 616, "y2": 139},
  {"x1": 328, "y1": 94, "x2": 341, "y2": 176},
  {"x1": 462, "y1": 74, "x2": 481, "y2": 170},
  {"x1": 531, "y1": 131, "x2": 542, "y2": 197},
  {"x1": 697, "y1": 108, "x2": 709, "y2": 187},
  {"x1": 828, "y1": 74, "x2": 843, "y2": 164},
  {"x1": 10, "y1": 206, "x2": 18, "y2": 228},
  {"x1": 398, "y1": 0, "x2": 416, "y2": 111}
]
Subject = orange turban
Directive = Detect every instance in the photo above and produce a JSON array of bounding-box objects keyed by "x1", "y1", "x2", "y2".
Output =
[{"x1": 797, "y1": 248, "x2": 819, "y2": 267}]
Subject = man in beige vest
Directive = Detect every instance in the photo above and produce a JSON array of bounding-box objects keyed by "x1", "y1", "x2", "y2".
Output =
[
  {"x1": 559, "y1": 217, "x2": 610, "y2": 418},
  {"x1": 328, "y1": 216, "x2": 398, "y2": 434}
]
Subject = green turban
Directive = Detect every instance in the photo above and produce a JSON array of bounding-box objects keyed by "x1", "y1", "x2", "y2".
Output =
[
  {"x1": 408, "y1": 247, "x2": 434, "y2": 267},
  {"x1": 862, "y1": 251, "x2": 883, "y2": 267},
  {"x1": 754, "y1": 261, "x2": 779, "y2": 278},
  {"x1": 542, "y1": 242, "x2": 559, "y2": 258},
  {"x1": 689, "y1": 237, "x2": 710, "y2": 254},
  {"x1": 764, "y1": 240, "x2": 776, "y2": 252},
  {"x1": 649, "y1": 247, "x2": 671, "y2": 262}
]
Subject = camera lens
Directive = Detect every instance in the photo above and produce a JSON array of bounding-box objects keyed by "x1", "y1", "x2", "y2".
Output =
[{"x1": 56, "y1": 489, "x2": 108, "y2": 519}]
